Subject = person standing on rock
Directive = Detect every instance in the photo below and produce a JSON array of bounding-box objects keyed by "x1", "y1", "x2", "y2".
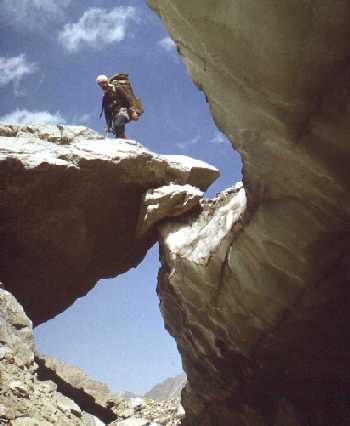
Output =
[{"x1": 96, "y1": 74, "x2": 138, "y2": 139}]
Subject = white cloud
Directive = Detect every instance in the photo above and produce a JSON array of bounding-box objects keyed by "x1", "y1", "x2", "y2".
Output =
[
  {"x1": 1, "y1": 0, "x2": 72, "y2": 30},
  {"x1": 158, "y1": 36, "x2": 176, "y2": 52},
  {"x1": 210, "y1": 131, "x2": 227, "y2": 145},
  {"x1": 77, "y1": 113, "x2": 92, "y2": 124},
  {"x1": 0, "y1": 109, "x2": 65, "y2": 124},
  {"x1": 176, "y1": 134, "x2": 200, "y2": 151},
  {"x1": 0, "y1": 55, "x2": 37, "y2": 87},
  {"x1": 189, "y1": 134, "x2": 200, "y2": 145},
  {"x1": 70, "y1": 112, "x2": 92, "y2": 125},
  {"x1": 58, "y1": 6, "x2": 139, "y2": 53},
  {"x1": 176, "y1": 142, "x2": 187, "y2": 150}
]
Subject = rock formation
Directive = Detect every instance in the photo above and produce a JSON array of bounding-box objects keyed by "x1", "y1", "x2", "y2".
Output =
[
  {"x1": 0, "y1": 286, "x2": 184, "y2": 425},
  {"x1": 35, "y1": 353, "x2": 121, "y2": 424},
  {"x1": 35, "y1": 354, "x2": 187, "y2": 425},
  {"x1": 136, "y1": 184, "x2": 203, "y2": 238},
  {"x1": 0, "y1": 123, "x2": 217, "y2": 425},
  {"x1": 158, "y1": 185, "x2": 249, "y2": 424},
  {"x1": 2, "y1": 1, "x2": 350, "y2": 424},
  {"x1": 110, "y1": 397, "x2": 184, "y2": 426},
  {"x1": 147, "y1": 1, "x2": 350, "y2": 425},
  {"x1": 0, "y1": 124, "x2": 218, "y2": 325},
  {"x1": 144, "y1": 373, "x2": 187, "y2": 402},
  {"x1": 0, "y1": 287, "x2": 104, "y2": 425}
]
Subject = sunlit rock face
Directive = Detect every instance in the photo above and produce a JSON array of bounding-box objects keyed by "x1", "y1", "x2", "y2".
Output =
[
  {"x1": 136, "y1": 184, "x2": 203, "y2": 238},
  {"x1": 150, "y1": 1, "x2": 350, "y2": 424},
  {"x1": 0, "y1": 124, "x2": 218, "y2": 325}
]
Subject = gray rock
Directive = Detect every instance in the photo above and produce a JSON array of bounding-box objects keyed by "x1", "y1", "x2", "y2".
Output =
[
  {"x1": 147, "y1": 1, "x2": 350, "y2": 424},
  {"x1": 111, "y1": 397, "x2": 183, "y2": 426},
  {"x1": 0, "y1": 346, "x2": 13, "y2": 360},
  {"x1": 113, "y1": 419, "x2": 149, "y2": 426},
  {"x1": 161, "y1": 154, "x2": 219, "y2": 191},
  {"x1": 0, "y1": 289, "x2": 103, "y2": 426},
  {"x1": 82, "y1": 412, "x2": 106, "y2": 426},
  {"x1": 35, "y1": 353, "x2": 121, "y2": 423},
  {"x1": 5, "y1": 6, "x2": 350, "y2": 425},
  {"x1": 9, "y1": 380, "x2": 31, "y2": 398},
  {"x1": 127, "y1": 398, "x2": 145, "y2": 410},
  {"x1": 11, "y1": 418, "x2": 52, "y2": 426},
  {"x1": 56, "y1": 394, "x2": 82, "y2": 417},
  {"x1": 136, "y1": 184, "x2": 203, "y2": 238},
  {"x1": 0, "y1": 402, "x2": 15, "y2": 421},
  {"x1": 0, "y1": 123, "x2": 218, "y2": 325},
  {"x1": 144, "y1": 373, "x2": 186, "y2": 402}
]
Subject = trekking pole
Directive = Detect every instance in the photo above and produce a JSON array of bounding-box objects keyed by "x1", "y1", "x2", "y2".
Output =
[{"x1": 57, "y1": 124, "x2": 64, "y2": 143}]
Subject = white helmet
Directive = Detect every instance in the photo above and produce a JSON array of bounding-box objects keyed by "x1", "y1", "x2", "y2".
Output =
[{"x1": 96, "y1": 74, "x2": 108, "y2": 84}]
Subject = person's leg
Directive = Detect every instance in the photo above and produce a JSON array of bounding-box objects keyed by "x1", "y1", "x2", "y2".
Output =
[
  {"x1": 113, "y1": 111, "x2": 129, "y2": 139},
  {"x1": 115, "y1": 123, "x2": 125, "y2": 138}
]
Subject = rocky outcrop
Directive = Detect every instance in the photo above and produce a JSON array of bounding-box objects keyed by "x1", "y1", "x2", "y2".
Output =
[
  {"x1": 0, "y1": 287, "x2": 104, "y2": 425},
  {"x1": 148, "y1": 2, "x2": 350, "y2": 425},
  {"x1": 3, "y1": 1, "x2": 350, "y2": 424},
  {"x1": 110, "y1": 397, "x2": 184, "y2": 426},
  {"x1": 0, "y1": 287, "x2": 185, "y2": 425},
  {"x1": 136, "y1": 184, "x2": 203, "y2": 238},
  {"x1": 35, "y1": 354, "x2": 187, "y2": 424},
  {"x1": 158, "y1": 185, "x2": 249, "y2": 424},
  {"x1": 144, "y1": 373, "x2": 187, "y2": 402},
  {"x1": 35, "y1": 353, "x2": 121, "y2": 424},
  {"x1": 0, "y1": 123, "x2": 218, "y2": 325},
  {"x1": 0, "y1": 123, "x2": 218, "y2": 424}
]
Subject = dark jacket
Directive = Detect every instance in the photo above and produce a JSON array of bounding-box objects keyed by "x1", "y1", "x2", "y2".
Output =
[{"x1": 101, "y1": 85, "x2": 133, "y2": 128}]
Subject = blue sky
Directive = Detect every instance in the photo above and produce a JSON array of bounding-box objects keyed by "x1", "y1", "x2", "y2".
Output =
[{"x1": 0, "y1": 0, "x2": 242, "y2": 394}]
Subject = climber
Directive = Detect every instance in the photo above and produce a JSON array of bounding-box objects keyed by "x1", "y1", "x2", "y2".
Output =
[{"x1": 96, "y1": 74, "x2": 138, "y2": 139}]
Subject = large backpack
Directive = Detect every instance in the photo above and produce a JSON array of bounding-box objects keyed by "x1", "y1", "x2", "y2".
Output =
[{"x1": 108, "y1": 73, "x2": 144, "y2": 120}]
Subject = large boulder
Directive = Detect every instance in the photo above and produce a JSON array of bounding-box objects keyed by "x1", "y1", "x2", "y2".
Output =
[
  {"x1": 148, "y1": 1, "x2": 350, "y2": 425},
  {"x1": 0, "y1": 124, "x2": 218, "y2": 325},
  {"x1": 136, "y1": 184, "x2": 203, "y2": 238}
]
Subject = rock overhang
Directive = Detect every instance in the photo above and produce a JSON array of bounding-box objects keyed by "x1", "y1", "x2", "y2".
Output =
[
  {"x1": 146, "y1": 1, "x2": 350, "y2": 424},
  {"x1": 2, "y1": 1, "x2": 350, "y2": 423},
  {"x1": 0, "y1": 123, "x2": 219, "y2": 325}
]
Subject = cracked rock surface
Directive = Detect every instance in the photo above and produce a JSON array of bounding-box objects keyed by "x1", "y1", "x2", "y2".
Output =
[
  {"x1": 158, "y1": 185, "x2": 248, "y2": 424},
  {"x1": 3, "y1": 1, "x2": 350, "y2": 422},
  {"x1": 136, "y1": 184, "x2": 203, "y2": 238},
  {"x1": 149, "y1": 1, "x2": 350, "y2": 424}
]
